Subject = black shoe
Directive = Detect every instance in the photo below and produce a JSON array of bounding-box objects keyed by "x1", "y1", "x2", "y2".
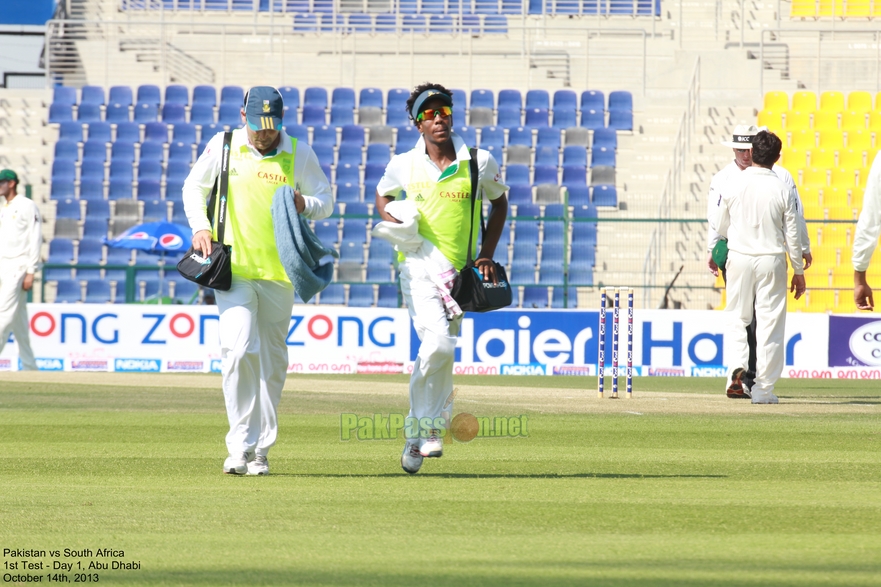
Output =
[{"x1": 727, "y1": 368, "x2": 752, "y2": 399}]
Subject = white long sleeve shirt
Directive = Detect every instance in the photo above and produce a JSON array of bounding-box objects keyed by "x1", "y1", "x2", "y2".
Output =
[
  {"x1": 182, "y1": 128, "x2": 333, "y2": 235},
  {"x1": 853, "y1": 151, "x2": 881, "y2": 272},
  {"x1": 0, "y1": 194, "x2": 42, "y2": 274},
  {"x1": 711, "y1": 166, "x2": 805, "y2": 275},
  {"x1": 707, "y1": 161, "x2": 810, "y2": 255}
]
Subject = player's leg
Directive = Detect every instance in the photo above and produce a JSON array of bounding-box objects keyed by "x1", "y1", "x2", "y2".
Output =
[
  {"x1": 750, "y1": 254, "x2": 787, "y2": 404},
  {"x1": 399, "y1": 260, "x2": 457, "y2": 468},
  {"x1": 251, "y1": 280, "x2": 295, "y2": 475},
  {"x1": 215, "y1": 276, "x2": 261, "y2": 474},
  {"x1": 724, "y1": 251, "x2": 756, "y2": 398},
  {"x1": 0, "y1": 264, "x2": 25, "y2": 358},
  {"x1": 12, "y1": 286, "x2": 36, "y2": 370}
]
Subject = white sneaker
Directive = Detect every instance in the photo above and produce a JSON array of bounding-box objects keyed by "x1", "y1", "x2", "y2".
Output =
[
  {"x1": 223, "y1": 451, "x2": 254, "y2": 475},
  {"x1": 401, "y1": 441, "x2": 423, "y2": 475},
  {"x1": 247, "y1": 455, "x2": 269, "y2": 476},
  {"x1": 419, "y1": 429, "x2": 443, "y2": 458},
  {"x1": 751, "y1": 393, "x2": 779, "y2": 404}
]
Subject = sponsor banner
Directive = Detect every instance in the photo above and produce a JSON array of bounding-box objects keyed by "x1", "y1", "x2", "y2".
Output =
[
  {"x1": 786, "y1": 366, "x2": 881, "y2": 380},
  {"x1": 552, "y1": 365, "x2": 595, "y2": 376},
  {"x1": 828, "y1": 316, "x2": 881, "y2": 367},
  {"x1": 690, "y1": 365, "x2": 728, "y2": 378},
  {"x1": 165, "y1": 360, "x2": 205, "y2": 372},
  {"x1": 210, "y1": 359, "x2": 222, "y2": 373},
  {"x1": 356, "y1": 361, "x2": 405, "y2": 374},
  {"x1": 114, "y1": 358, "x2": 161, "y2": 373},
  {"x1": 647, "y1": 367, "x2": 687, "y2": 377},
  {"x1": 0, "y1": 358, "x2": 12, "y2": 371},
  {"x1": 287, "y1": 361, "x2": 356, "y2": 374},
  {"x1": 500, "y1": 363, "x2": 549, "y2": 376},
  {"x1": 70, "y1": 359, "x2": 110, "y2": 372},
  {"x1": 36, "y1": 358, "x2": 65, "y2": 371}
]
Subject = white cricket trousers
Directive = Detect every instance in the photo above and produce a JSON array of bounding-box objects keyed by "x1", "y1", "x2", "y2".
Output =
[
  {"x1": 0, "y1": 260, "x2": 36, "y2": 371},
  {"x1": 215, "y1": 276, "x2": 294, "y2": 457},
  {"x1": 725, "y1": 250, "x2": 788, "y2": 399},
  {"x1": 400, "y1": 259, "x2": 462, "y2": 440}
]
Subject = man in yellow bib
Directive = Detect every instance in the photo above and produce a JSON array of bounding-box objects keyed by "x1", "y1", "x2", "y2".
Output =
[
  {"x1": 375, "y1": 83, "x2": 509, "y2": 474},
  {"x1": 183, "y1": 86, "x2": 333, "y2": 475}
]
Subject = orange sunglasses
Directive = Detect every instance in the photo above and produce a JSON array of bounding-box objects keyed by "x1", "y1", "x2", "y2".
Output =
[{"x1": 416, "y1": 105, "x2": 452, "y2": 122}]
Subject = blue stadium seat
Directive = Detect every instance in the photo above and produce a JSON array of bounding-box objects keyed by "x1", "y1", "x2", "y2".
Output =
[
  {"x1": 375, "y1": 13, "x2": 397, "y2": 33},
  {"x1": 483, "y1": 14, "x2": 508, "y2": 33},
  {"x1": 314, "y1": 219, "x2": 340, "y2": 245},
  {"x1": 115, "y1": 121, "x2": 141, "y2": 144},
  {"x1": 455, "y1": 125, "x2": 477, "y2": 146},
  {"x1": 283, "y1": 107, "x2": 299, "y2": 127},
  {"x1": 581, "y1": 90, "x2": 605, "y2": 112},
  {"x1": 429, "y1": 14, "x2": 454, "y2": 33},
  {"x1": 46, "y1": 238, "x2": 75, "y2": 281},
  {"x1": 54, "y1": 279, "x2": 82, "y2": 302},
  {"x1": 399, "y1": 0, "x2": 419, "y2": 12},
  {"x1": 137, "y1": 85, "x2": 161, "y2": 106},
  {"x1": 479, "y1": 126, "x2": 505, "y2": 150},
  {"x1": 552, "y1": 108, "x2": 577, "y2": 129},
  {"x1": 498, "y1": 89, "x2": 522, "y2": 111},
  {"x1": 422, "y1": 0, "x2": 446, "y2": 12},
  {"x1": 84, "y1": 279, "x2": 112, "y2": 303},
  {"x1": 189, "y1": 103, "x2": 216, "y2": 125},
  {"x1": 330, "y1": 105, "x2": 355, "y2": 126},
  {"x1": 542, "y1": 223, "x2": 565, "y2": 245},
  {"x1": 142, "y1": 122, "x2": 168, "y2": 144},
  {"x1": 108, "y1": 179, "x2": 133, "y2": 200},
  {"x1": 459, "y1": 13, "x2": 481, "y2": 35},
  {"x1": 395, "y1": 124, "x2": 418, "y2": 150},
  {"x1": 608, "y1": 90, "x2": 633, "y2": 112},
  {"x1": 78, "y1": 180, "x2": 105, "y2": 202},
  {"x1": 365, "y1": 143, "x2": 391, "y2": 165},
  {"x1": 569, "y1": 265, "x2": 593, "y2": 285},
  {"x1": 142, "y1": 199, "x2": 168, "y2": 223},
  {"x1": 302, "y1": 104, "x2": 327, "y2": 126},
  {"x1": 505, "y1": 164, "x2": 530, "y2": 187},
  {"x1": 524, "y1": 107, "x2": 549, "y2": 128},
  {"x1": 377, "y1": 284, "x2": 400, "y2": 307},
  {"x1": 563, "y1": 145, "x2": 588, "y2": 167},
  {"x1": 543, "y1": 203, "x2": 565, "y2": 218},
  {"x1": 139, "y1": 141, "x2": 164, "y2": 163},
  {"x1": 293, "y1": 13, "x2": 318, "y2": 32},
  {"x1": 304, "y1": 87, "x2": 328, "y2": 108},
  {"x1": 85, "y1": 200, "x2": 110, "y2": 221},
  {"x1": 82, "y1": 140, "x2": 107, "y2": 163},
  {"x1": 331, "y1": 87, "x2": 355, "y2": 109},
  {"x1": 55, "y1": 139, "x2": 79, "y2": 162},
  {"x1": 501, "y1": 0, "x2": 523, "y2": 12},
  {"x1": 551, "y1": 287, "x2": 578, "y2": 308},
  {"x1": 592, "y1": 184, "x2": 618, "y2": 207},
  {"x1": 580, "y1": 108, "x2": 605, "y2": 130},
  {"x1": 335, "y1": 163, "x2": 360, "y2": 185},
  {"x1": 165, "y1": 180, "x2": 185, "y2": 203},
  {"x1": 53, "y1": 87, "x2": 77, "y2": 106},
  {"x1": 311, "y1": 124, "x2": 337, "y2": 146},
  {"x1": 59, "y1": 121, "x2": 84, "y2": 142},
  {"x1": 172, "y1": 123, "x2": 197, "y2": 145},
  {"x1": 162, "y1": 103, "x2": 187, "y2": 123},
  {"x1": 138, "y1": 161, "x2": 163, "y2": 182},
  {"x1": 514, "y1": 203, "x2": 540, "y2": 218},
  {"x1": 449, "y1": 88, "x2": 467, "y2": 111},
  {"x1": 319, "y1": 283, "x2": 345, "y2": 305},
  {"x1": 285, "y1": 124, "x2": 309, "y2": 143},
  {"x1": 52, "y1": 160, "x2": 76, "y2": 183},
  {"x1": 221, "y1": 85, "x2": 245, "y2": 106},
  {"x1": 50, "y1": 181, "x2": 75, "y2": 200},
  {"x1": 311, "y1": 143, "x2": 334, "y2": 167},
  {"x1": 534, "y1": 146, "x2": 559, "y2": 167},
  {"x1": 525, "y1": 89, "x2": 550, "y2": 110},
  {"x1": 471, "y1": 89, "x2": 494, "y2": 110},
  {"x1": 592, "y1": 128, "x2": 618, "y2": 150},
  {"x1": 337, "y1": 143, "x2": 363, "y2": 166},
  {"x1": 320, "y1": 13, "x2": 347, "y2": 33},
  {"x1": 349, "y1": 13, "x2": 374, "y2": 33},
  {"x1": 507, "y1": 126, "x2": 532, "y2": 147},
  {"x1": 166, "y1": 160, "x2": 191, "y2": 182},
  {"x1": 507, "y1": 184, "x2": 532, "y2": 205},
  {"x1": 347, "y1": 284, "x2": 374, "y2": 307},
  {"x1": 571, "y1": 199, "x2": 598, "y2": 218},
  {"x1": 359, "y1": 88, "x2": 383, "y2": 109},
  {"x1": 77, "y1": 238, "x2": 104, "y2": 266},
  {"x1": 218, "y1": 104, "x2": 241, "y2": 127},
  {"x1": 562, "y1": 165, "x2": 588, "y2": 185},
  {"x1": 111, "y1": 142, "x2": 135, "y2": 163},
  {"x1": 608, "y1": 109, "x2": 633, "y2": 131},
  {"x1": 591, "y1": 147, "x2": 616, "y2": 167},
  {"x1": 522, "y1": 286, "x2": 549, "y2": 308},
  {"x1": 106, "y1": 86, "x2": 132, "y2": 109},
  {"x1": 497, "y1": 107, "x2": 522, "y2": 128},
  {"x1": 476, "y1": 0, "x2": 500, "y2": 12},
  {"x1": 76, "y1": 102, "x2": 102, "y2": 123},
  {"x1": 165, "y1": 84, "x2": 189, "y2": 106},
  {"x1": 336, "y1": 182, "x2": 361, "y2": 204},
  {"x1": 532, "y1": 165, "x2": 558, "y2": 186},
  {"x1": 278, "y1": 86, "x2": 300, "y2": 110},
  {"x1": 340, "y1": 124, "x2": 365, "y2": 146},
  {"x1": 510, "y1": 265, "x2": 536, "y2": 285},
  {"x1": 104, "y1": 103, "x2": 129, "y2": 123},
  {"x1": 134, "y1": 103, "x2": 158, "y2": 122},
  {"x1": 553, "y1": 90, "x2": 578, "y2": 113},
  {"x1": 168, "y1": 141, "x2": 193, "y2": 164},
  {"x1": 81, "y1": 160, "x2": 106, "y2": 184},
  {"x1": 80, "y1": 85, "x2": 105, "y2": 106},
  {"x1": 49, "y1": 104, "x2": 73, "y2": 123},
  {"x1": 193, "y1": 85, "x2": 217, "y2": 107},
  {"x1": 56, "y1": 198, "x2": 81, "y2": 220},
  {"x1": 83, "y1": 122, "x2": 109, "y2": 144}
]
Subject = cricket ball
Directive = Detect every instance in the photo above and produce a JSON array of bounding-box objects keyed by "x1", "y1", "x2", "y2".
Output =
[{"x1": 451, "y1": 412, "x2": 479, "y2": 442}]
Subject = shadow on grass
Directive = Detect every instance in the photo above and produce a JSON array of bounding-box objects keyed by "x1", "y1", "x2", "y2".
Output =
[{"x1": 266, "y1": 472, "x2": 728, "y2": 479}]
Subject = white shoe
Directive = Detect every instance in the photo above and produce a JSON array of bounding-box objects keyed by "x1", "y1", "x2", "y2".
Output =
[
  {"x1": 247, "y1": 455, "x2": 269, "y2": 476},
  {"x1": 401, "y1": 441, "x2": 423, "y2": 474},
  {"x1": 419, "y1": 430, "x2": 443, "y2": 458},
  {"x1": 223, "y1": 451, "x2": 254, "y2": 475},
  {"x1": 751, "y1": 393, "x2": 779, "y2": 404}
]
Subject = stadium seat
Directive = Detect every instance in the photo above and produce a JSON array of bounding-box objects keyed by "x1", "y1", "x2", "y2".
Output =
[
  {"x1": 590, "y1": 147, "x2": 616, "y2": 167},
  {"x1": 592, "y1": 184, "x2": 618, "y2": 207},
  {"x1": 376, "y1": 284, "x2": 400, "y2": 307},
  {"x1": 319, "y1": 283, "x2": 346, "y2": 305},
  {"x1": 139, "y1": 141, "x2": 164, "y2": 163},
  {"x1": 820, "y1": 91, "x2": 845, "y2": 113},
  {"x1": 471, "y1": 89, "x2": 495, "y2": 110},
  {"x1": 347, "y1": 284, "x2": 375, "y2": 307},
  {"x1": 54, "y1": 279, "x2": 82, "y2": 303},
  {"x1": 522, "y1": 286, "x2": 549, "y2": 308},
  {"x1": 791, "y1": 91, "x2": 816, "y2": 113},
  {"x1": 535, "y1": 146, "x2": 559, "y2": 167},
  {"x1": 507, "y1": 185, "x2": 533, "y2": 206},
  {"x1": 524, "y1": 108, "x2": 549, "y2": 128},
  {"x1": 218, "y1": 103, "x2": 242, "y2": 127},
  {"x1": 608, "y1": 110, "x2": 632, "y2": 131},
  {"x1": 77, "y1": 103, "x2": 102, "y2": 123},
  {"x1": 359, "y1": 87, "x2": 383, "y2": 109},
  {"x1": 53, "y1": 86, "x2": 77, "y2": 106},
  {"x1": 764, "y1": 91, "x2": 789, "y2": 112},
  {"x1": 841, "y1": 110, "x2": 867, "y2": 132},
  {"x1": 162, "y1": 103, "x2": 187, "y2": 123},
  {"x1": 533, "y1": 165, "x2": 558, "y2": 186},
  {"x1": 85, "y1": 279, "x2": 112, "y2": 303},
  {"x1": 580, "y1": 108, "x2": 605, "y2": 130}
]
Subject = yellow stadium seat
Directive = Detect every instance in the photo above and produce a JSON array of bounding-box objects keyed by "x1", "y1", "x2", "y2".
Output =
[
  {"x1": 757, "y1": 110, "x2": 785, "y2": 134},
  {"x1": 763, "y1": 91, "x2": 789, "y2": 111},
  {"x1": 837, "y1": 149, "x2": 863, "y2": 169},
  {"x1": 819, "y1": 223, "x2": 852, "y2": 247},
  {"x1": 846, "y1": 128, "x2": 873, "y2": 150},
  {"x1": 811, "y1": 245, "x2": 837, "y2": 265},
  {"x1": 817, "y1": 0, "x2": 838, "y2": 16},
  {"x1": 848, "y1": 91, "x2": 873, "y2": 112},
  {"x1": 790, "y1": 128, "x2": 817, "y2": 149},
  {"x1": 799, "y1": 184, "x2": 821, "y2": 207},
  {"x1": 791, "y1": 0, "x2": 817, "y2": 16},
  {"x1": 831, "y1": 272, "x2": 854, "y2": 289},
  {"x1": 781, "y1": 147, "x2": 807, "y2": 171},
  {"x1": 830, "y1": 165, "x2": 858, "y2": 186},
  {"x1": 823, "y1": 185, "x2": 849, "y2": 206},
  {"x1": 851, "y1": 186, "x2": 864, "y2": 208},
  {"x1": 844, "y1": 0, "x2": 871, "y2": 15},
  {"x1": 792, "y1": 91, "x2": 817, "y2": 112},
  {"x1": 858, "y1": 166, "x2": 871, "y2": 187},
  {"x1": 812, "y1": 110, "x2": 840, "y2": 132},
  {"x1": 817, "y1": 130, "x2": 844, "y2": 150},
  {"x1": 866, "y1": 148, "x2": 879, "y2": 167},
  {"x1": 806, "y1": 289, "x2": 836, "y2": 312},
  {"x1": 804, "y1": 270, "x2": 830, "y2": 289},
  {"x1": 785, "y1": 110, "x2": 811, "y2": 130},
  {"x1": 827, "y1": 205, "x2": 857, "y2": 220},
  {"x1": 839, "y1": 245, "x2": 853, "y2": 265},
  {"x1": 868, "y1": 110, "x2": 881, "y2": 133},
  {"x1": 802, "y1": 202, "x2": 826, "y2": 220},
  {"x1": 802, "y1": 166, "x2": 829, "y2": 187},
  {"x1": 841, "y1": 110, "x2": 868, "y2": 132},
  {"x1": 808, "y1": 148, "x2": 835, "y2": 168},
  {"x1": 820, "y1": 91, "x2": 845, "y2": 113},
  {"x1": 877, "y1": 93, "x2": 881, "y2": 109}
]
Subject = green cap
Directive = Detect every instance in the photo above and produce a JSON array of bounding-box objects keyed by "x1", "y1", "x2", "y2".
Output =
[{"x1": 0, "y1": 169, "x2": 18, "y2": 182}]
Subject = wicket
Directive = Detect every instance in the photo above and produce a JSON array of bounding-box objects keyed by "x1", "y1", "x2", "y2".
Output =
[{"x1": 597, "y1": 287, "x2": 633, "y2": 399}]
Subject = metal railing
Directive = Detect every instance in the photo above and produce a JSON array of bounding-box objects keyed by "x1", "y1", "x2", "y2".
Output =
[
  {"x1": 44, "y1": 18, "x2": 651, "y2": 92},
  {"x1": 642, "y1": 56, "x2": 700, "y2": 308}
]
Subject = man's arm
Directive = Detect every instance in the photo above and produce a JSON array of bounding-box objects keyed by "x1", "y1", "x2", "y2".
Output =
[
  {"x1": 854, "y1": 153, "x2": 881, "y2": 310},
  {"x1": 23, "y1": 202, "x2": 42, "y2": 291},
  {"x1": 182, "y1": 131, "x2": 223, "y2": 256},
  {"x1": 374, "y1": 154, "x2": 406, "y2": 223},
  {"x1": 783, "y1": 186, "x2": 806, "y2": 299},
  {"x1": 294, "y1": 141, "x2": 334, "y2": 220},
  {"x1": 475, "y1": 150, "x2": 509, "y2": 283}
]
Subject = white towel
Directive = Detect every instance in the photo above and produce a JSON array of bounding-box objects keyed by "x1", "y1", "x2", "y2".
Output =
[{"x1": 371, "y1": 201, "x2": 463, "y2": 318}]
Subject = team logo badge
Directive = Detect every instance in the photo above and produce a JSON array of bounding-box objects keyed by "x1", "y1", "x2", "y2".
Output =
[{"x1": 263, "y1": 100, "x2": 270, "y2": 113}]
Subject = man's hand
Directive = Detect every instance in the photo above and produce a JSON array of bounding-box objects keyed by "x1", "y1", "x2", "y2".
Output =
[
  {"x1": 802, "y1": 252, "x2": 813, "y2": 270},
  {"x1": 21, "y1": 274, "x2": 34, "y2": 291},
  {"x1": 474, "y1": 258, "x2": 498, "y2": 284},
  {"x1": 790, "y1": 274, "x2": 806, "y2": 300},
  {"x1": 192, "y1": 229, "x2": 213, "y2": 257},
  {"x1": 707, "y1": 252, "x2": 719, "y2": 277},
  {"x1": 855, "y1": 271, "x2": 874, "y2": 310},
  {"x1": 293, "y1": 189, "x2": 305, "y2": 214}
]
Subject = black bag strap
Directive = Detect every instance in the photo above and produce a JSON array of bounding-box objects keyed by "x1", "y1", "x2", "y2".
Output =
[
  {"x1": 465, "y1": 147, "x2": 483, "y2": 266},
  {"x1": 205, "y1": 131, "x2": 233, "y2": 243}
]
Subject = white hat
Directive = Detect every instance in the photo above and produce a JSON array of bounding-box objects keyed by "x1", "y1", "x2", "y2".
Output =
[{"x1": 721, "y1": 124, "x2": 761, "y2": 148}]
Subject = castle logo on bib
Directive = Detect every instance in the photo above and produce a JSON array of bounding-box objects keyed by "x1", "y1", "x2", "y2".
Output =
[
  {"x1": 438, "y1": 190, "x2": 468, "y2": 200},
  {"x1": 257, "y1": 171, "x2": 287, "y2": 185},
  {"x1": 115, "y1": 358, "x2": 161, "y2": 372}
]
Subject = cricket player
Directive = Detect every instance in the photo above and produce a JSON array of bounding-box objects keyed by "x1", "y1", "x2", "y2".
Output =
[
  {"x1": 0, "y1": 169, "x2": 41, "y2": 371},
  {"x1": 374, "y1": 83, "x2": 509, "y2": 474}
]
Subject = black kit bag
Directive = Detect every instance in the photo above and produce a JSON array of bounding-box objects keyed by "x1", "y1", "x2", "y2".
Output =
[
  {"x1": 450, "y1": 148, "x2": 513, "y2": 313},
  {"x1": 177, "y1": 132, "x2": 234, "y2": 291}
]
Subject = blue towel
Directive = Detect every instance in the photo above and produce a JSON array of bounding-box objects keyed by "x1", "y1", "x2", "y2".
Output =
[{"x1": 271, "y1": 185, "x2": 338, "y2": 303}]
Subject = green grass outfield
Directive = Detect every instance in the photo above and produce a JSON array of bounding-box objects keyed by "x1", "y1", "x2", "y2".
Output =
[{"x1": 1, "y1": 372, "x2": 879, "y2": 586}]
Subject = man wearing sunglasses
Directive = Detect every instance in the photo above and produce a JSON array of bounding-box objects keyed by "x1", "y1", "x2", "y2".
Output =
[{"x1": 375, "y1": 83, "x2": 509, "y2": 474}]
